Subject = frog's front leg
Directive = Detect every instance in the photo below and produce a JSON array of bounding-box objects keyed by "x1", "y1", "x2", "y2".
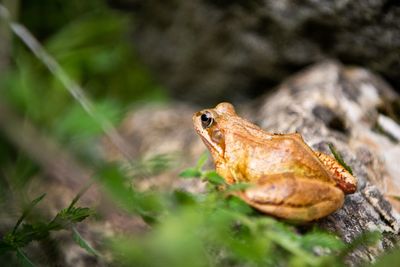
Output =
[
  {"x1": 314, "y1": 151, "x2": 357, "y2": 194},
  {"x1": 237, "y1": 173, "x2": 344, "y2": 222}
]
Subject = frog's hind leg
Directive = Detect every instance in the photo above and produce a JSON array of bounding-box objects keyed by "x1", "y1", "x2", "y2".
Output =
[
  {"x1": 314, "y1": 152, "x2": 357, "y2": 194},
  {"x1": 237, "y1": 174, "x2": 344, "y2": 222}
]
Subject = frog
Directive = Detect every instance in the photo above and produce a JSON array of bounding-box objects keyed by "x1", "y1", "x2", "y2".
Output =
[{"x1": 193, "y1": 102, "x2": 357, "y2": 222}]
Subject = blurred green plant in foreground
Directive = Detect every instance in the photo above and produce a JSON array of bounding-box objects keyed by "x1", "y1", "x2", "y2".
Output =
[
  {"x1": 0, "y1": 1, "x2": 398, "y2": 267},
  {"x1": 1, "y1": 2, "x2": 166, "y2": 161},
  {"x1": 100, "y1": 154, "x2": 380, "y2": 267},
  {"x1": 0, "y1": 190, "x2": 97, "y2": 266},
  {"x1": 0, "y1": 150, "x2": 388, "y2": 267},
  {"x1": 0, "y1": 1, "x2": 167, "y2": 265}
]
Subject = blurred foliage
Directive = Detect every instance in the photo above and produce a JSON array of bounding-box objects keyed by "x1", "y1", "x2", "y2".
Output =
[
  {"x1": 2, "y1": 11, "x2": 166, "y2": 116},
  {"x1": 0, "y1": 0, "x2": 166, "y2": 161},
  {"x1": 0, "y1": 191, "x2": 95, "y2": 266},
  {"x1": 372, "y1": 246, "x2": 400, "y2": 267},
  {"x1": 19, "y1": 0, "x2": 103, "y2": 40},
  {"x1": 104, "y1": 155, "x2": 381, "y2": 267},
  {"x1": 0, "y1": 1, "x2": 398, "y2": 266},
  {"x1": 0, "y1": 0, "x2": 166, "y2": 265}
]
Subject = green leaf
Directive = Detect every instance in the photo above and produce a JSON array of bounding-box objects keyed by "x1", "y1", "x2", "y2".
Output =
[
  {"x1": 72, "y1": 227, "x2": 100, "y2": 257},
  {"x1": 226, "y1": 196, "x2": 253, "y2": 214},
  {"x1": 13, "y1": 223, "x2": 51, "y2": 246},
  {"x1": 179, "y1": 168, "x2": 202, "y2": 178},
  {"x1": 58, "y1": 207, "x2": 94, "y2": 224},
  {"x1": 145, "y1": 154, "x2": 174, "y2": 174},
  {"x1": 96, "y1": 164, "x2": 136, "y2": 212},
  {"x1": 49, "y1": 206, "x2": 94, "y2": 231},
  {"x1": 328, "y1": 143, "x2": 353, "y2": 175},
  {"x1": 372, "y1": 246, "x2": 400, "y2": 267},
  {"x1": 267, "y1": 230, "x2": 319, "y2": 266},
  {"x1": 13, "y1": 194, "x2": 46, "y2": 234},
  {"x1": 179, "y1": 152, "x2": 210, "y2": 179},
  {"x1": 16, "y1": 248, "x2": 37, "y2": 267},
  {"x1": 67, "y1": 182, "x2": 93, "y2": 211},
  {"x1": 172, "y1": 190, "x2": 198, "y2": 206},
  {"x1": 0, "y1": 240, "x2": 13, "y2": 254},
  {"x1": 96, "y1": 164, "x2": 163, "y2": 223},
  {"x1": 54, "y1": 98, "x2": 122, "y2": 140},
  {"x1": 195, "y1": 152, "x2": 209, "y2": 170},
  {"x1": 301, "y1": 230, "x2": 345, "y2": 252},
  {"x1": 339, "y1": 231, "x2": 381, "y2": 258},
  {"x1": 203, "y1": 171, "x2": 225, "y2": 185},
  {"x1": 130, "y1": 191, "x2": 164, "y2": 225}
]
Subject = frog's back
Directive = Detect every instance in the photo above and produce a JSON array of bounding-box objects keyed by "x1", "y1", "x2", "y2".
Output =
[{"x1": 232, "y1": 132, "x2": 335, "y2": 184}]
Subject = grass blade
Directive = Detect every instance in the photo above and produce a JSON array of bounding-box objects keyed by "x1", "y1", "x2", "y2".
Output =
[
  {"x1": 72, "y1": 227, "x2": 100, "y2": 257},
  {"x1": 12, "y1": 194, "x2": 46, "y2": 234},
  {"x1": 16, "y1": 248, "x2": 37, "y2": 267},
  {"x1": 67, "y1": 182, "x2": 93, "y2": 211},
  {"x1": 179, "y1": 168, "x2": 202, "y2": 178},
  {"x1": 196, "y1": 152, "x2": 209, "y2": 170},
  {"x1": 328, "y1": 143, "x2": 353, "y2": 175}
]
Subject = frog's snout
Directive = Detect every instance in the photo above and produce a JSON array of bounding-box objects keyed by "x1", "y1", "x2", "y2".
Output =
[{"x1": 192, "y1": 112, "x2": 200, "y2": 125}]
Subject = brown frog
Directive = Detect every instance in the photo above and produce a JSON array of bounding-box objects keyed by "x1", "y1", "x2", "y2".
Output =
[{"x1": 193, "y1": 102, "x2": 357, "y2": 222}]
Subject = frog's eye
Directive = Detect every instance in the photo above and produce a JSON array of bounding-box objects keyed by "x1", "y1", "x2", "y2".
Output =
[{"x1": 201, "y1": 112, "x2": 214, "y2": 128}]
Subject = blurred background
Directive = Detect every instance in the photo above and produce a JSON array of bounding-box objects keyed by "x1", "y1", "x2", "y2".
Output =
[{"x1": 0, "y1": 0, "x2": 399, "y2": 266}]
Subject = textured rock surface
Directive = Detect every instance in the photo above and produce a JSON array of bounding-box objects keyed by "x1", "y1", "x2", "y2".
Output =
[
  {"x1": 254, "y1": 61, "x2": 400, "y2": 264},
  {"x1": 109, "y1": 0, "x2": 400, "y2": 103},
  {"x1": 110, "y1": 61, "x2": 400, "y2": 264}
]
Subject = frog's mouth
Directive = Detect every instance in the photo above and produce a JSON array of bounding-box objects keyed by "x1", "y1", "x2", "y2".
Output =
[{"x1": 200, "y1": 133, "x2": 223, "y2": 156}]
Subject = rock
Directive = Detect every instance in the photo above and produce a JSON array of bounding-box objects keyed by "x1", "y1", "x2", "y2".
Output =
[
  {"x1": 108, "y1": 0, "x2": 400, "y2": 103},
  {"x1": 111, "y1": 61, "x2": 400, "y2": 264},
  {"x1": 102, "y1": 102, "x2": 208, "y2": 192},
  {"x1": 255, "y1": 61, "x2": 400, "y2": 264}
]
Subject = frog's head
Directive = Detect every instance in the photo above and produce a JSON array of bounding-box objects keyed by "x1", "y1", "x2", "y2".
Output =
[{"x1": 193, "y1": 102, "x2": 236, "y2": 160}]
